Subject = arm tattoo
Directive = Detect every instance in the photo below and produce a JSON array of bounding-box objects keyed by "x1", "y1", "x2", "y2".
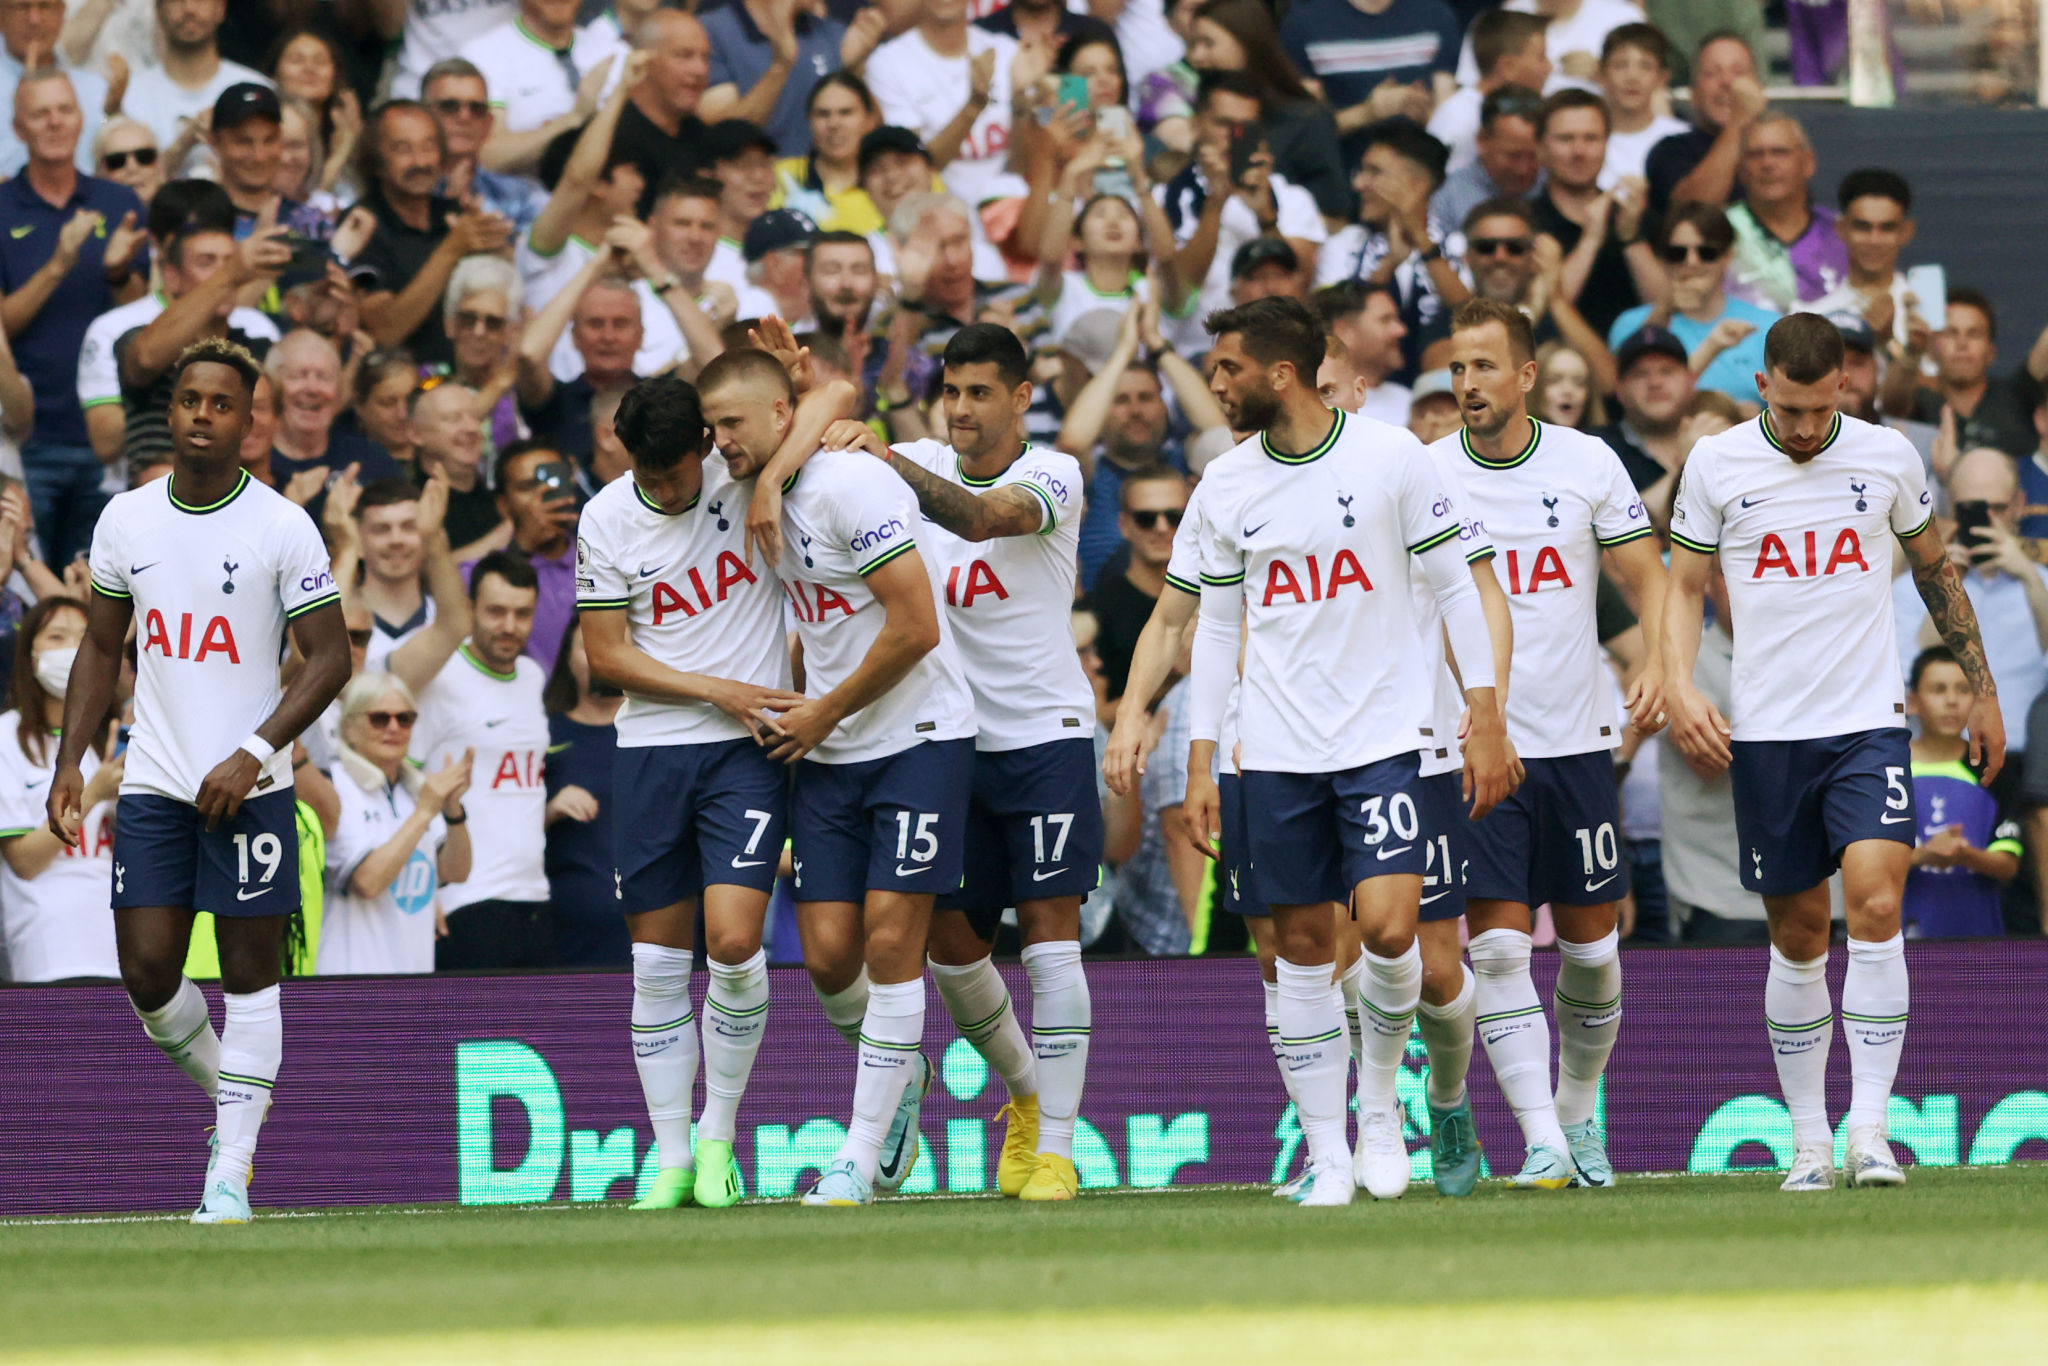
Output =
[
  {"x1": 885, "y1": 453, "x2": 1044, "y2": 541},
  {"x1": 1911, "y1": 549, "x2": 1998, "y2": 696}
]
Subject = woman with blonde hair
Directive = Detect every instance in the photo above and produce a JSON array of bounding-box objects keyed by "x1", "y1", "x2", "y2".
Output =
[
  {"x1": 1532, "y1": 341, "x2": 1608, "y2": 430},
  {"x1": 316, "y1": 672, "x2": 473, "y2": 976}
]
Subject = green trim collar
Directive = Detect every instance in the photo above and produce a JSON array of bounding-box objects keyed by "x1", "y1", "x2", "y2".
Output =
[
  {"x1": 1262, "y1": 411, "x2": 1343, "y2": 465},
  {"x1": 1761, "y1": 411, "x2": 1841, "y2": 458},
  {"x1": 459, "y1": 642, "x2": 517, "y2": 682},
  {"x1": 167, "y1": 468, "x2": 249, "y2": 515},
  {"x1": 1462, "y1": 418, "x2": 1542, "y2": 469}
]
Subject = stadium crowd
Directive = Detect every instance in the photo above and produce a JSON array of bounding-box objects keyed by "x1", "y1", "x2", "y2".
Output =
[{"x1": 0, "y1": 0, "x2": 2043, "y2": 985}]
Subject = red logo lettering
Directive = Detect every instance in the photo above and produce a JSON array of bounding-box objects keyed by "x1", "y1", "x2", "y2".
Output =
[
  {"x1": 651, "y1": 552, "x2": 762, "y2": 625},
  {"x1": 651, "y1": 581, "x2": 694, "y2": 624},
  {"x1": 782, "y1": 581, "x2": 857, "y2": 623},
  {"x1": 945, "y1": 560, "x2": 1009, "y2": 608},
  {"x1": 1260, "y1": 553, "x2": 1373, "y2": 606},
  {"x1": 139, "y1": 610, "x2": 240, "y2": 661},
  {"x1": 1752, "y1": 529, "x2": 1868, "y2": 579},
  {"x1": 491, "y1": 750, "x2": 542, "y2": 789},
  {"x1": 1504, "y1": 547, "x2": 1573, "y2": 595}
]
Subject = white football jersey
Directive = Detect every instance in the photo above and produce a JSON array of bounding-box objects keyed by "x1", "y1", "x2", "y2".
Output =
[
  {"x1": 1194, "y1": 411, "x2": 1466, "y2": 774},
  {"x1": 408, "y1": 645, "x2": 551, "y2": 909},
  {"x1": 78, "y1": 293, "x2": 278, "y2": 413},
  {"x1": 773, "y1": 449, "x2": 975, "y2": 765},
  {"x1": 1670, "y1": 412, "x2": 1932, "y2": 742},
  {"x1": 89, "y1": 471, "x2": 339, "y2": 803},
  {"x1": 576, "y1": 460, "x2": 789, "y2": 747},
  {"x1": 1411, "y1": 440, "x2": 1498, "y2": 778},
  {"x1": 317, "y1": 771, "x2": 448, "y2": 976},
  {"x1": 0, "y1": 718, "x2": 115, "y2": 982},
  {"x1": 893, "y1": 439, "x2": 1094, "y2": 752},
  {"x1": 1164, "y1": 480, "x2": 1243, "y2": 771},
  {"x1": 1437, "y1": 420, "x2": 1652, "y2": 758}
]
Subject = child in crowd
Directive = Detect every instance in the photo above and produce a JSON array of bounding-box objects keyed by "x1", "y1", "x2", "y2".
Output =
[{"x1": 1904, "y1": 647, "x2": 2020, "y2": 937}]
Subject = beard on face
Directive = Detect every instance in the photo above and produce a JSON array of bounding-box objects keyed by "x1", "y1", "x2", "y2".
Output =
[{"x1": 1236, "y1": 378, "x2": 1281, "y2": 431}]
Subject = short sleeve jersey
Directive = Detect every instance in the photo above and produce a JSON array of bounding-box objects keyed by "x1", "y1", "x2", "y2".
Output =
[
  {"x1": 1670, "y1": 413, "x2": 1933, "y2": 742},
  {"x1": 1437, "y1": 420, "x2": 1653, "y2": 758},
  {"x1": 773, "y1": 449, "x2": 975, "y2": 764},
  {"x1": 1410, "y1": 439, "x2": 1497, "y2": 778},
  {"x1": 79, "y1": 294, "x2": 279, "y2": 415},
  {"x1": 1193, "y1": 411, "x2": 1464, "y2": 774},
  {"x1": 89, "y1": 471, "x2": 339, "y2": 803},
  {"x1": 408, "y1": 646, "x2": 551, "y2": 909},
  {"x1": 892, "y1": 439, "x2": 1095, "y2": 751},
  {"x1": 0, "y1": 717, "x2": 116, "y2": 982},
  {"x1": 575, "y1": 460, "x2": 790, "y2": 748},
  {"x1": 317, "y1": 772, "x2": 447, "y2": 975}
]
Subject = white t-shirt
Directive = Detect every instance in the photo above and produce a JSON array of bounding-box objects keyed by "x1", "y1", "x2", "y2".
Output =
[
  {"x1": 89, "y1": 471, "x2": 338, "y2": 803},
  {"x1": 1669, "y1": 413, "x2": 1932, "y2": 742},
  {"x1": 866, "y1": 26, "x2": 1019, "y2": 209},
  {"x1": 408, "y1": 643, "x2": 551, "y2": 908},
  {"x1": 1426, "y1": 85, "x2": 1484, "y2": 175},
  {"x1": 365, "y1": 596, "x2": 434, "y2": 672},
  {"x1": 516, "y1": 232, "x2": 690, "y2": 381},
  {"x1": 1409, "y1": 440, "x2": 1496, "y2": 779},
  {"x1": 123, "y1": 60, "x2": 273, "y2": 150},
  {"x1": 1456, "y1": 0, "x2": 1643, "y2": 89},
  {"x1": 0, "y1": 718, "x2": 116, "y2": 982},
  {"x1": 79, "y1": 293, "x2": 280, "y2": 414},
  {"x1": 393, "y1": 0, "x2": 518, "y2": 98},
  {"x1": 458, "y1": 16, "x2": 627, "y2": 134},
  {"x1": 892, "y1": 439, "x2": 1094, "y2": 752},
  {"x1": 1192, "y1": 411, "x2": 1466, "y2": 774},
  {"x1": 1434, "y1": 419, "x2": 1651, "y2": 758},
  {"x1": 317, "y1": 769, "x2": 449, "y2": 975},
  {"x1": 1112, "y1": 0, "x2": 1184, "y2": 83},
  {"x1": 1601, "y1": 113, "x2": 1691, "y2": 187},
  {"x1": 1158, "y1": 168, "x2": 1327, "y2": 351},
  {"x1": 575, "y1": 460, "x2": 790, "y2": 747},
  {"x1": 773, "y1": 449, "x2": 975, "y2": 764}
]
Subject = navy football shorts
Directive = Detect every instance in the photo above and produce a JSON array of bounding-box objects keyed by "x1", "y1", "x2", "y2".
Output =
[
  {"x1": 1241, "y1": 752, "x2": 1429, "y2": 906},
  {"x1": 1461, "y1": 750, "x2": 1629, "y2": 909},
  {"x1": 941, "y1": 738, "x2": 1105, "y2": 936},
  {"x1": 613, "y1": 737, "x2": 789, "y2": 912},
  {"x1": 1216, "y1": 770, "x2": 1268, "y2": 918},
  {"x1": 111, "y1": 789, "x2": 301, "y2": 919},
  {"x1": 1729, "y1": 727, "x2": 1914, "y2": 896},
  {"x1": 790, "y1": 738, "x2": 974, "y2": 902},
  {"x1": 1416, "y1": 770, "x2": 1470, "y2": 923}
]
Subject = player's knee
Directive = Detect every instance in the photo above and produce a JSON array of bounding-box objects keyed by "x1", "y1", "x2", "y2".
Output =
[
  {"x1": 1849, "y1": 884, "x2": 1903, "y2": 928},
  {"x1": 1358, "y1": 923, "x2": 1414, "y2": 960},
  {"x1": 120, "y1": 956, "x2": 181, "y2": 1014},
  {"x1": 864, "y1": 918, "x2": 925, "y2": 972},
  {"x1": 703, "y1": 923, "x2": 763, "y2": 965},
  {"x1": 1467, "y1": 926, "x2": 1531, "y2": 978}
]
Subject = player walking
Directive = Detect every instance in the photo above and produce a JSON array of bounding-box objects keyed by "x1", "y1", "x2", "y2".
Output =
[
  {"x1": 576, "y1": 374, "x2": 810, "y2": 1210},
  {"x1": 1665, "y1": 313, "x2": 2003, "y2": 1192},
  {"x1": 1438, "y1": 299, "x2": 1668, "y2": 1190},
  {"x1": 48, "y1": 337, "x2": 350, "y2": 1224},
  {"x1": 1183, "y1": 297, "x2": 1514, "y2": 1206},
  {"x1": 808, "y1": 324, "x2": 1099, "y2": 1202},
  {"x1": 700, "y1": 348, "x2": 976, "y2": 1208}
]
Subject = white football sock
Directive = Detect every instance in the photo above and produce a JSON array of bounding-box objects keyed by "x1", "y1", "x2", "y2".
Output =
[
  {"x1": 843, "y1": 978, "x2": 924, "y2": 1181},
  {"x1": 1338, "y1": 953, "x2": 1367, "y2": 1075},
  {"x1": 1021, "y1": 941, "x2": 1090, "y2": 1161},
  {"x1": 931, "y1": 956, "x2": 1037, "y2": 1100},
  {"x1": 814, "y1": 967, "x2": 870, "y2": 1048},
  {"x1": 1262, "y1": 979, "x2": 1300, "y2": 1105},
  {"x1": 213, "y1": 985, "x2": 281, "y2": 1187},
  {"x1": 1553, "y1": 930, "x2": 1622, "y2": 1127},
  {"x1": 631, "y1": 943, "x2": 698, "y2": 1171},
  {"x1": 1843, "y1": 934, "x2": 1908, "y2": 1132},
  {"x1": 1417, "y1": 964, "x2": 1476, "y2": 1110},
  {"x1": 1767, "y1": 946, "x2": 1834, "y2": 1149},
  {"x1": 1275, "y1": 958, "x2": 1347, "y2": 1167},
  {"x1": 1470, "y1": 928, "x2": 1568, "y2": 1155},
  {"x1": 134, "y1": 976, "x2": 218, "y2": 1099},
  {"x1": 1357, "y1": 943, "x2": 1422, "y2": 1112},
  {"x1": 697, "y1": 950, "x2": 769, "y2": 1145}
]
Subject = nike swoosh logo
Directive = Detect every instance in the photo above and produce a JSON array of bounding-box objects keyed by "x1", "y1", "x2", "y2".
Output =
[
  {"x1": 638, "y1": 564, "x2": 663, "y2": 578},
  {"x1": 25, "y1": 777, "x2": 46, "y2": 789},
  {"x1": 1880, "y1": 814, "x2": 1911, "y2": 825},
  {"x1": 129, "y1": 562, "x2": 157, "y2": 574},
  {"x1": 235, "y1": 886, "x2": 273, "y2": 901},
  {"x1": 876, "y1": 1148, "x2": 905, "y2": 1180},
  {"x1": 1584, "y1": 874, "x2": 1618, "y2": 892},
  {"x1": 1740, "y1": 497, "x2": 1771, "y2": 507},
  {"x1": 894, "y1": 863, "x2": 931, "y2": 877},
  {"x1": 1375, "y1": 844, "x2": 1412, "y2": 861},
  {"x1": 1420, "y1": 889, "x2": 1451, "y2": 904},
  {"x1": 1243, "y1": 521, "x2": 1270, "y2": 538},
  {"x1": 1031, "y1": 867, "x2": 1065, "y2": 882},
  {"x1": 731, "y1": 858, "x2": 765, "y2": 868},
  {"x1": 484, "y1": 719, "x2": 506, "y2": 728},
  {"x1": 8, "y1": 226, "x2": 30, "y2": 239}
]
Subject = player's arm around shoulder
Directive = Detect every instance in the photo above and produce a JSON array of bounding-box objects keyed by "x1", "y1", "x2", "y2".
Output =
[{"x1": 879, "y1": 438, "x2": 1053, "y2": 544}]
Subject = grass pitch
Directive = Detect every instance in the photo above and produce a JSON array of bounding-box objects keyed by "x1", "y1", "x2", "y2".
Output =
[{"x1": 4, "y1": 1166, "x2": 2045, "y2": 1363}]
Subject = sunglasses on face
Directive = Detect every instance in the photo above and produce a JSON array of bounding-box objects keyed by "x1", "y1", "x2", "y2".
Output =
[
  {"x1": 455, "y1": 309, "x2": 508, "y2": 334},
  {"x1": 1660, "y1": 241, "x2": 1726, "y2": 265},
  {"x1": 363, "y1": 710, "x2": 417, "y2": 730},
  {"x1": 1127, "y1": 508, "x2": 1183, "y2": 529},
  {"x1": 103, "y1": 147, "x2": 158, "y2": 171},
  {"x1": 1469, "y1": 237, "x2": 1531, "y2": 258},
  {"x1": 432, "y1": 99, "x2": 490, "y2": 118}
]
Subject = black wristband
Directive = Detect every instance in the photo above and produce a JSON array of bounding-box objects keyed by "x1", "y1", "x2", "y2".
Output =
[{"x1": 444, "y1": 809, "x2": 467, "y2": 825}]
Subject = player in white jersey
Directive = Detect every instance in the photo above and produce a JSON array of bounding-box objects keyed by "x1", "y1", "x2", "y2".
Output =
[
  {"x1": 1439, "y1": 298, "x2": 1668, "y2": 1191},
  {"x1": 48, "y1": 338, "x2": 350, "y2": 1225},
  {"x1": 577, "y1": 374, "x2": 809, "y2": 1211},
  {"x1": 1186, "y1": 297, "x2": 1515, "y2": 1206},
  {"x1": 700, "y1": 349, "x2": 976, "y2": 1208},
  {"x1": 792, "y1": 324, "x2": 1101, "y2": 1202},
  {"x1": 1665, "y1": 313, "x2": 2003, "y2": 1192}
]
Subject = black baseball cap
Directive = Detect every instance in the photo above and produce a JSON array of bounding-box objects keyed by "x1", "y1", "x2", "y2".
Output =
[
  {"x1": 1827, "y1": 310, "x2": 1877, "y2": 353},
  {"x1": 1231, "y1": 235, "x2": 1298, "y2": 280},
  {"x1": 212, "y1": 82, "x2": 282, "y2": 132},
  {"x1": 743, "y1": 208, "x2": 817, "y2": 264},
  {"x1": 701, "y1": 119, "x2": 777, "y2": 166},
  {"x1": 1615, "y1": 324, "x2": 1689, "y2": 373},
  {"x1": 857, "y1": 126, "x2": 929, "y2": 179}
]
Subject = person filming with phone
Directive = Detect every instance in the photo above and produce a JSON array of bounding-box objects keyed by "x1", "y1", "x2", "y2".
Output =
[
  {"x1": 461, "y1": 442, "x2": 583, "y2": 670},
  {"x1": 1892, "y1": 445, "x2": 2048, "y2": 790}
]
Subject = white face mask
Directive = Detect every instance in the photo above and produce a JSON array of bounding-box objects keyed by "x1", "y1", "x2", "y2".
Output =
[{"x1": 34, "y1": 645, "x2": 76, "y2": 701}]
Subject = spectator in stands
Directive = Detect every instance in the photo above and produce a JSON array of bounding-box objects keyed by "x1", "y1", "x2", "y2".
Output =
[
  {"x1": 1607, "y1": 202, "x2": 1774, "y2": 402},
  {"x1": 1883, "y1": 289, "x2": 2048, "y2": 461},
  {"x1": 743, "y1": 207, "x2": 818, "y2": 326},
  {"x1": 1315, "y1": 280, "x2": 1410, "y2": 425},
  {"x1": 1529, "y1": 86, "x2": 1659, "y2": 340},
  {"x1": 610, "y1": 9, "x2": 713, "y2": 195},
  {"x1": 0, "y1": 318, "x2": 31, "y2": 451},
  {"x1": 338, "y1": 346, "x2": 416, "y2": 471},
  {"x1": 866, "y1": 0, "x2": 1022, "y2": 212},
  {"x1": 980, "y1": 0, "x2": 1116, "y2": 52},
  {"x1": 410, "y1": 380, "x2": 504, "y2": 557},
  {"x1": 882, "y1": 190, "x2": 1033, "y2": 357},
  {"x1": 1831, "y1": 311, "x2": 1881, "y2": 422},
  {"x1": 775, "y1": 72, "x2": 885, "y2": 234},
  {"x1": 461, "y1": 0, "x2": 625, "y2": 176},
  {"x1": 1461, "y1": 197, "x2": 1617, "y2": 392},
  {"x1": 1088, "y1": 466, "x2": 1190, "y2": 703},
  {"x1": 855, "y1": 125, "x2": 935, "y2": 276},
  {"x1": 1893, "y1": 446, "x2": 2048, "y2": 763},
  {"x1": 91, "y1": 117, "x2": 163, "y2": 206},
  {"x1": 410, "y1": 549, "x2": 555, "y2": 970},
  {"x1": 1, "y1": 69, "x2": 146, "y2": 561},
  {"x1": 1811, "y1": 168, "x2": 1920, "y2": 348},
  {"x1": 1406, "y1": 368, "x2": 1461, "y2": 443},
  {"x1": 1532, "y1": 339, "x2": 1606, "y2": 430},
  {"x1": 806, "y1": 229, "x2": 879, "y2": 368},
  {"x1": 381, "y1": 0, "x2": 512, "y2": 100},
  {"x1": 469, "y1": 440, "x2": 577, "y2": 668},
  {"x1": 1227, "y1": 234, "x2": 1299, "y2": 304},
  {"x1": 267, "y1": 27, "x2": 356, "y2": 158},
  {"x1": 1186, "y1": 0, "x2": 1350, "y2": 221},
  {"x1": 441, "y1": 254, "x2": 525, "y2": 458},
  {"x1": 1429, "y1": 8, "x2": 1550, "y2": 175},
  {"x1": 0, "y1": 0, "x2": 111, "y2": 178},
  {"x1": 1430, "y1": 85, "x2": 1542, "y2": 233},
  {"x1": 1644, "y1": 30, "x2": 1763, "y2": 215},
  {"x1": 354, "y1": 99, "x2": 512, "y2": 370},
  {"x1": 274, "y1": 96, "x2": 337, "y2": 215},
  {"x1": 1593, "y1": 322, "x2": 1694, "y2": 499},
  {"x1": 1273, "y1": 0, "x2": 1452, "y2": 175},
  {"x1": 646, "y1": 174, "x2": 740, "y2": 345},
  {"x1": 422, "y1": 59, "x2": 543, "y2": 239},
  {"x1": 207, "y1": 82, "x2": 330, "y2": 243},
  {"x1": 122, "y1": 0, "x2": 271, "y2": 154},
  {"x1": 268, "y1": 329, "x2": 400, "y2": 486},
  {"x1": 317, "y1": 670, "x2": 473, "y2": 977},
  {"x1": 540, "y1": 618, "x2": 626, "y2": 966},
  {"x1": 699, "y1": 0, "x2": 871, "y2": 157},
  {"x1": 519, "y1": 267, "x2": 649, "y2": 470},
  {"x1": 1724, "y1": 112, "x2": 1848, "y2": 315},
  {"x1": 1598, "y1": 23, "x2": 1688, "y2": 186},
  {"x1": 1904, "y1": 646, "x2": 2021, "y2": 939},
  {"x1": 1112, "y1": 671, "x2": 1198, "y2": 955},
  {"x1": 341, "y1": 478, "x2": 433, "y2": 665}
]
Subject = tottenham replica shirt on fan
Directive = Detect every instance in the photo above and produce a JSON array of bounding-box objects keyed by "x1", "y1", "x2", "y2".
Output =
[
  {"x1": 408, "y1": 644, "x2": 550, "y2": 910},
  {"x1": 317, "y1": 774, "x2": 450, "y2": 976},
  {"x1": 0, "y1": 722, "x2": 116, "y2": 981}
]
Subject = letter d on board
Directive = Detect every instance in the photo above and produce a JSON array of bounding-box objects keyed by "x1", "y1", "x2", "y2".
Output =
[{"x1": 455, "y1": 1040, "x2": 567, "y2": 1204}]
